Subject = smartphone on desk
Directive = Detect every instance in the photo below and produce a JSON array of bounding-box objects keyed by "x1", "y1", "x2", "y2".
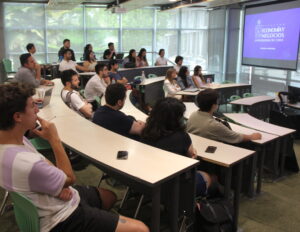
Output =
[
  {"x1": 117, "y1": 151, "x2": 128, "y2": 160},
  {"x1": 205, "y1": 146, "x2": 217, "y2": 153}
]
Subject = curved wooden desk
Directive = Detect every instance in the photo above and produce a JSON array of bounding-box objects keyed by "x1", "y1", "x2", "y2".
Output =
[{"x1": 38, "y1": 79, "x2": 199, "y2": 232}]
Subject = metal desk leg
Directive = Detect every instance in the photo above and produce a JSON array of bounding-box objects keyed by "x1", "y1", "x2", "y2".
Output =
[
  {"x1": 273, "y1": 139, "x2": 281, "y2": 177},
  {"x1": 279, "y1": 136, "x2": 288, "y2": 176},
  {"x1": 170, "y1": 176, "x2": 179, "y2": 232},
  {"x1": 257, "y1": 146, "x2": 266, "y2": 194},
  {"x1": 151, "y1": 186, "x2": 161, "y2": 232},
  {"x1": 233, "y1": 162, "x2": 243, "y2": 231},
  {"x1": 224, "y1": 167, "x2": 232, "y2": 199},
  {"x1": 247, "y1": 152, "x2": 257, "y2": 198}
]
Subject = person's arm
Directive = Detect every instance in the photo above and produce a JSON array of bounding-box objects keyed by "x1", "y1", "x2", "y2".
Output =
[
  {"x1": 242, "y1": 133, "x2": 262, "y2": 141},
  {"x1": 129, "y1": 120, "x2": 145, "y2": 135},
  {"x1": 192, "y1": 75, "x2": 201, "y2": 88},
  {"x1": 164, "y1": 81, "x2": 180, "y2": 95},
  {"x1": 33, "y1": 116, "x2": 76, "y2": 187},
  {"x1": 76, "y1": 64, "x2": 89, "y2": 72},
  {"x1": 187, "y1": 144, "x2": 197, "y2": 159},
  {"x1": 83, "y1": 61, "x2": 90, "y2": 70},
  {"x1": 117, "y1": 77, "x2": 128, "y2": 85},
  {"x1": 176, "y1": 77, "x2": 185, "y2": 90},
  {"x1": 79, "y1": 103, "x2": 93, "y2": 119}
]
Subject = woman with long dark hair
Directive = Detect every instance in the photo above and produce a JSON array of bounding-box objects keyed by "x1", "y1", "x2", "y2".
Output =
[
  {"x1": 136, "y1": 48, "x2": 149, "y2": 67},
  {"x1": 192, "y1": 65, "x2": 206, "y2": 88},
  {"x1": 123, "y1": 49, "x2": 137, "y2": 68},
  {"x1": 83, "y1": 50, "x2": 97, "y2": 71},
  {"x1": 83, "y1": 44, "x2": 94, "y2": 61},
  {"x1": 141, "y1": 97, "x2": 212, "y2": 197},
  {"x1": 177, "y1": 66, "x2": 196, "y2": 89}
]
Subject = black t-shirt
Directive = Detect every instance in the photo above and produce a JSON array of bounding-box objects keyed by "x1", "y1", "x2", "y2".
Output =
[
  {"x1": 141, "y1": 131, "x2": 192, "y2": 157},
  {"x1": 92, "y1": 105, "x2": 136, "y2": 139},
  {"x1": 103, "y1": 49, "x2": 116, "y2": 60}
]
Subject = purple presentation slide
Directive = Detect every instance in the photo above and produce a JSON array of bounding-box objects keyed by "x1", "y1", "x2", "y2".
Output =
[{"x1": 243, "y1": 8, "x2": 300, "y2": 61}]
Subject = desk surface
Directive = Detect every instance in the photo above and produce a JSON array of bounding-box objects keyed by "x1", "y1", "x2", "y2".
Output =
[
  {"x1": 287, "y1": 102, "x2": 300, "y2": 109},
  {"x1": 39, "y1": 79, "x2": 198, "y2": 186},
  {"x1": 230, "y1": 96, "x2": 275, "y2": 106},
  {"x1": 224, "y1": 113, "x2": 295, "y2": 136},
  {"x1": 139, "y1": 76, "x2": 165, "y2": 86}
]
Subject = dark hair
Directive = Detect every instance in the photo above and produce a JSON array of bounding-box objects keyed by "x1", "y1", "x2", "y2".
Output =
[
  {"x1": 138, "y1": 48, "x2": 147, "y2": 62},
  {"x1": 178, "y1": 66, "x2": 189, "y2": 88},
  {"x1": 26, "y1": 43, "x2": 34, "y2": 52},
  {"x1": 108, "y1": 59, "x2": 118, "y2": 70},
  {"x1": 0, "y1": 83, "x2": 35, "y2": 130},
  {"x1": 194, "y1": 65, "x2": 204, "y2": 82},
  {"x1": 128, "y1": 49, "x2": 136, "y2": 63},
  {"x1": 158, "y1": 49, "x2": 165, "y2": 55},
  {"x1": 83, "y1": 44, "x2": 92, "y2": 60},
  {"x1": 63, "y1": 39, "x2": 70, "y2": 44},
  {"x1": 141, "y1": 97, "x2": 186, "y2": 142},
  {"x1": 196, "y1": 88, "x2": 219, "y2": 112},
  {"x1": 105, "y1": 83, "x2": 126, "y2": 106},
  {"x1": 61, "y1": 69, "x2": 78, "y2": 86},
  {"x1": 63, "y1": 48, "x2": 72, "y2": 55},
  {"x1": 108, "y1": 42, "x2": 114, "y2": 47},
  {"x1": 19, "y1": 53, "x2": 31, "y2": 66},
  {"x1": 85, "y1": 50, "x2": 94, "y2": 62},
  {"x1": 95, "y1": 63, "x2": 107, "y2": 75},
  {"x1": 175, "y1": 56, "x2": 183, "y2": 64}
]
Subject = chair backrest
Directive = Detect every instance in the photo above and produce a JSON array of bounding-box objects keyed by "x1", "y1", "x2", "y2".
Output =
[
  {"x1": 229, "y1": 95, "x2": 241, "y2": 101},
  {"x1": 243, "y1": 92, "x2": 253, "y2": 98},
  {"x1": 2, "y1": 58, "x2": 14, "y2": 73},
  {"x1": 10, "y1": 192, "x2": 39, "y2": 232},
  {"x1": 30, "y1": 137, "x2": 51, "y2": 151},
  {"x1": 148, "y1": 73, "x2": 157, "y2": 78}
]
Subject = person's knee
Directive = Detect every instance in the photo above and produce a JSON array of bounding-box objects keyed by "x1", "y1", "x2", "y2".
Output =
[{"x1": 134, "y1": 220, "x2": 149, "y2": 232}]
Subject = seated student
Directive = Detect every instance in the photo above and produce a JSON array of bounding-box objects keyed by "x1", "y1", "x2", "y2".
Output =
[
  {"x1": 123, "y1": 49, "x2": 137, "y2": 68},
  {"x1": 83, "y1": 50, "x2": 97, "y2": 71},
  {"x1": 15, "y1": 53, "x2": 53, "y2": 88},
  {"x1": 93, "y1": 83, "x2": 145, "y2": 140},
  {"x1": 163, "y1": 68, "x2": 181, "y2": 98},
  {"x1": 59, "y1": 49, "x2": 88, "y2": 73},
  {"x1": 103, "y1": 42, "x2": 116, "y2": 60},
  {"x1": 192, "y1": 65, "x2": 206, "y2": 88},
  {"x1": 155, "y1": 49, "x2": 168, "y2": 66},
  {"x1": 174, "y1": 55, "x2": 183, "y2": 73},
  {"x1": 141, "y1": 97, "x2": 212, "y2": 196},
  {"x1": 187, "y1": 89, "x2": 262, "y2": 143},
  {"x1": 83, "y1": 44, "x2": 95, "y2": 61},
  {"x1": 136, "y1": 48, "x2": 149, "y2": 67},
  {"x1": 85, "y1": 64, "x2": 110, "y2": 110},
  {"x1": 108, "y1": 60, "x2": 128, "y2": 85},
  {"x1": 61, "y1": 69, "x2": 93, "y2": 119},
  {"x1": 0, "y1": 83, "x2": 149, "y2": 232},
  {"x1": 177, "y1": 66, "x2": 196, "y2": 90},
  {"x1": 58, "y1": 39, "x2": 76, "y2": 62}
]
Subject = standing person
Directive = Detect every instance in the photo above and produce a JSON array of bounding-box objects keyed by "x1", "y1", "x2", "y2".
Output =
[
  {"x1": 155, "y1": 49, "x2": 168, "y2": 66},
  {"x1": 83, "y1": 50, "x2": 97, "y2": 72},
  {"x1": 14, "y1": 53, "x2": 53, "y2": 88},
  {"x1": 0, "y1": 82, "x2": 149, "y2": 232},
  {"x1": 58, "y1": 39, "x2": 76, "y2": 62},
  {"x1": 26, "y1": 43, "x2": 38, "y2": 63},
  {"x1": 136, "y1": 48, "x2": 149, "y2": 67},
  {"x1": 103, "y1": 42, "x2": 116, "y2": 60},
  {"x1": 192, "y1": 65, "x2": 206, "y2": 88},
  {"x1": 174, "y1": 56, "x2": 183, "y2": 73},
  {"x1": 108, "y1": 60, "x2": 128, "y2": 85},
  {"x1": 85, "y1": 64, "x2": 111, "y2": 110},
  {"x1": 177, "y1": 66, "x2": 196, "y2": 90},
  {"x1": 61, "y1": 69, "x2": 93, "y2": 119},
  {"x1": 123, "y1": 49, "x2": 137, "y2": 68},
  {"x1": 163, "y1": 68, "x2": 181, "y2": 98}
]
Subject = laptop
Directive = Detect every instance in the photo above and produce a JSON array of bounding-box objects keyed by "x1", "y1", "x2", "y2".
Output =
[{"x1": 115, "y1": 53, "x2": 124, "y2": 59}]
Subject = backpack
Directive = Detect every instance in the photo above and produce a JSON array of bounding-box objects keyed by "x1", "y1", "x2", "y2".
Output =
[{"x1": 194, "y1": 198, "x2": 234, "y2": 232}]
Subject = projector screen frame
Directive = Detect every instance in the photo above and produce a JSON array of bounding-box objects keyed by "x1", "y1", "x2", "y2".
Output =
[{"x1": 241, "y1": 0, "x2": 300, "y2": 71}]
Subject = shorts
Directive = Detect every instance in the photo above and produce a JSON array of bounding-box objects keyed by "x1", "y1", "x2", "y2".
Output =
[{"x1": 50, "y1": 185, "x2": 119, "y2": 232}]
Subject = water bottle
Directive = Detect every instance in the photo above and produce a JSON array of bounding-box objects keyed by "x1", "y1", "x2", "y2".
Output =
[{"x1": 141, "y1": 71, "x2": 146, "y2": 83}]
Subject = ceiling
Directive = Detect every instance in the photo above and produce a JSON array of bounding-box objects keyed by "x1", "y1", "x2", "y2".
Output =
[{"x1": 2, "y1": 0, "x2": 263, "y2": 10}]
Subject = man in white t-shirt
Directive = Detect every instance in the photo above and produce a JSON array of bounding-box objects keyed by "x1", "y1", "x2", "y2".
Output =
[
  {"x1": 155, "y1": 49, "x2": 168, "y2": 66},
  {"x1": 0, "y1": 82, "x2": 149, "y2": 232},
  {"x1": 59, "y1": 49, "x2": 88, "y2": 73},
  {"x1": 60, "y1": 69, "x2": 93, "y2": 119},
  {"x1": 84, "y1": 63, "x2": 110, "y2": 110}
]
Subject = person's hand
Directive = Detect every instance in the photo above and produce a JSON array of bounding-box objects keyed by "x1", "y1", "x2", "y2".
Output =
[
  {"x1": 192, "y1": 148, "x2": 198, "y2": 159},
  {"x1": 122, "y1": 77, "x2": 128, "y2": 84},
  {"x1": 32, "y1": 116, "x2": 60, "y2": 143},
  {"x1": 58, "y1": 187, "x2": 73, "y2": 201},
  {"x1": 44, "y1": 80, "x2": 54, "y2": 86},
  {"x1": 251, "y1": 133, "x2": 262, "y2": 140}
]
